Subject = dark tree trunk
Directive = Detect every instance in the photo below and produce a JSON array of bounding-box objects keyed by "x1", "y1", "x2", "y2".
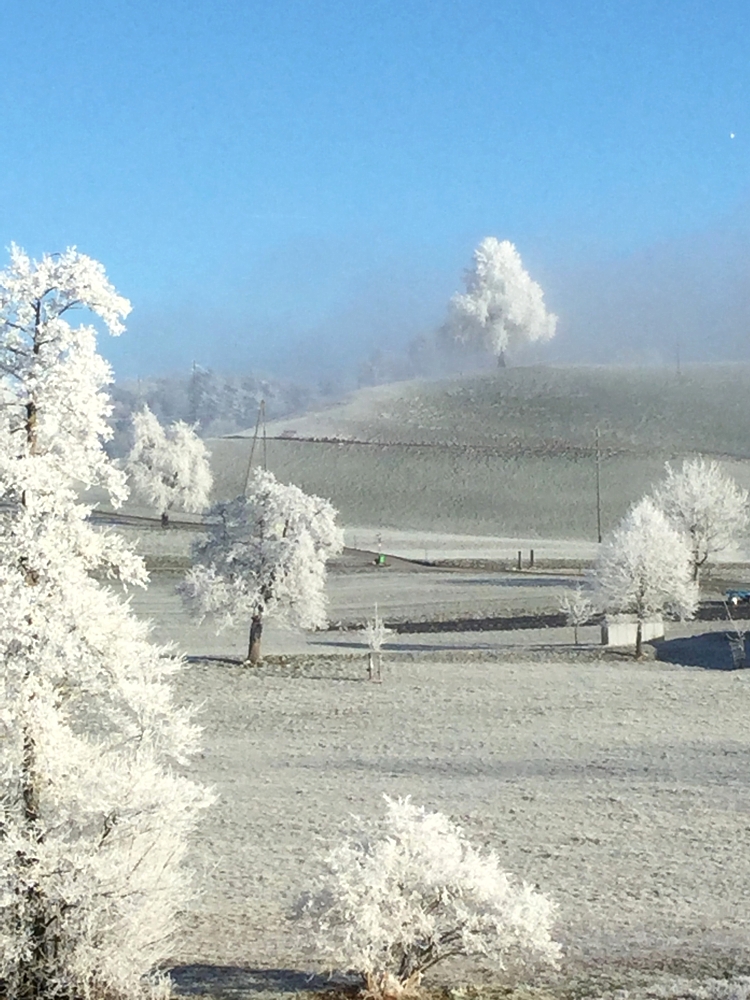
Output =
[
  {"x1": 497, "y1": 350, "x2": 507, "y2": 368},
  {"x1": 161, "y1": 510, "x2": 169, "y2": 528},
  {"x1": 635, "y1": 619, "x2": 643, "y2": 659},
  {"x1": 18, "y1": 727, "x2": 57, "y2": 1000},
  {"x1": 247, "y1": 614, "x2": 263, "y2": 664}
]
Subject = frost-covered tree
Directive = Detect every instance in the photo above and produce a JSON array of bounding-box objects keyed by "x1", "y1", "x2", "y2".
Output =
[
  {"x1": 594, "y1": 496, "x2": 698, "y2": 657},
  {"x1": 295, "y1": 795, "x2": 561, "y2": 999},
  {"x1": 0, "y1": 245, "x2": 210, "y2": 1000},
  {"x1": 362, "y1": 604, "x2": 392, "y2": 681},
  {"x1": 651, "y1": 457, "x2": 749, "y2": 582},
  {"x1": 180, "y1": 469, "x2": 343, "y2": 663},
  {"x1": 126, "y1": 406, "x2": 213, "y2": 525},
  {"x1": 445, "y1": 237, "x2": 557, "y2": 366},
  {"x1": 559, "y1": 585, "x2": 594, "y2": 645}
]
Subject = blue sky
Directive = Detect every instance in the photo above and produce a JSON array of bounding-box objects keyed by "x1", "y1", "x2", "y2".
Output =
[{"x1": 2, "y1": 0, "x2": 749, "y2": 379}]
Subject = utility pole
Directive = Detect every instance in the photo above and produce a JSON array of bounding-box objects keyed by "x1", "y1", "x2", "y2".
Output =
[
  {"x1": 243, "y1": 398, "x2": 266, "y2": 494},
  {"x1": 595, "y1": 426, "x2": 602, "y2": 543}
]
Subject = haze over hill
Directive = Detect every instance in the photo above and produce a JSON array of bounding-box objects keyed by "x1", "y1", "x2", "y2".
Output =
[
  {"x1": 255, "y1": 363, "x2": 750, "y2": 457},
  {"x1": 203, "y1": 364, "x2": 750, "y2": 543}
]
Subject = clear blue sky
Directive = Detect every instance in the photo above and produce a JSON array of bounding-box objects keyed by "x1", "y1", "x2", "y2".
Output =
[{"x1": 2, "y1": 0, "x2": 749, "y2": 379}]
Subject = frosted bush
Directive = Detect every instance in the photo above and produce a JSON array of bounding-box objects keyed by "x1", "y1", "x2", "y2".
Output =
[{"x1": 295, "y1": 796, "x2": 561, "y2": 998}]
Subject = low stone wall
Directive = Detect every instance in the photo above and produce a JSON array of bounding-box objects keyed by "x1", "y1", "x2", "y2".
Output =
[{"x1": 601, "y1": 618, "x2": 665, "y2": 646}]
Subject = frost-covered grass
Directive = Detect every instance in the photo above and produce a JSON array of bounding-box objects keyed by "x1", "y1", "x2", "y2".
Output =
[
  {"x1": 170, "y1": 655, "x2": 750, "y2": 996},
  {"x1": 205, "y1": 365, "x2": 750, "y2": 539}
]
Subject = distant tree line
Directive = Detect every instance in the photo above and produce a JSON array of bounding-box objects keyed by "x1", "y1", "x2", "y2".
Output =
[{"x1": 107, "y1": 366, "x2": 345, "y2": 453}]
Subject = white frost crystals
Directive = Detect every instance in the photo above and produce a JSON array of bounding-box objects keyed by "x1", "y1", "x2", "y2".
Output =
[
  {"x1": 295, "y1": 796, "x2": 561, "y2": 999},
  {"x1": 594, "y1": 497, "x2": 699, "y2": 658},
  {"x1": 651, "y1": 457, "x2": 749, "y2": 582},
  {"x1": 180, "y1": 468, "x2": 343, "y2": 663},
  {"x1": 0, "y1": 245, "x2": 211, "y2": 1000},
  {"x1": 125, "y1": 405, "x2": 213, "y2": 523},
  {"x1": 445, "y1": 237, "x2": 557, "y2": 364}
]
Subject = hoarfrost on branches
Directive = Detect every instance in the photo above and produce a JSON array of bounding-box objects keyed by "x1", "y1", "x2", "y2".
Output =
[
  {"x1": 0, "y1": 244, "x2": 131, "y2": 505},
  {"x1": 362, "y1": 605, "x2": 392, "y2": 682},
  {"x1": 294, "y1": 795, "x2": 561, "y2": 999},
  {"x1": 0, "y1": 246, "x2": 211, "y2": 1000},
  {"x1": 594, "y1": 496, "x2": 698, "y2": 657},
  {"x1": 651, "y1": 457, "x2": 749, "y2": 581},
  {"x1": 126, "y1": 405, "x2": 213, "y2": 522},
  {"x1": 445, "y1": 237, "x2": 557, "y2": 365},
  {"x1": 363, "y1": 605, "x2": 391, "y2": 653},
  {"x1": 180, "y1": 468, "x2": 343, "y2": 662},
  {"x1": 559, "y1": 585, "x2": 594, "y2": 644}
]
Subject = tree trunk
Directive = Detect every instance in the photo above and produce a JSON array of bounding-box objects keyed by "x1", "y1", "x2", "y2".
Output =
[
  {"x1": 635, "y1": 619, "x2": 643, "y2": 659},
  {"x1": 574, "y1": 624, "x2": 579, "y2": 645},
  {"x1": 247, "y1": 614, "x2": 263, "y2": 664},
  {"x1": 18, "y1": 725, "x2": 56, "y2": 1000},
  {"x1": 497, "y1": 350, "x2": 507, "y2": 368},
  {"x1": 161, "y1": 510, "x2": 169, "y2": 528}
]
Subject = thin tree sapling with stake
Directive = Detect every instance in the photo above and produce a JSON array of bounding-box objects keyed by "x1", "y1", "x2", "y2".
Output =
[
  {"x1": 559, "y1": 585, "x2": 594, "y2": 645},
  {"x1": 362, "y1": 604, "x2": 392, "y2": 681},
  {"x1": 0, "y1": 245, "x2": 211, "y2": 1000},
  {"x1": 180, "y1": 469, "x2": 343, "y2": 663}
]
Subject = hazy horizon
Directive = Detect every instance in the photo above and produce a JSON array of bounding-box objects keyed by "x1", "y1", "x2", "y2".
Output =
[{"x1": 2, "y1": 2, "x2": 748, "y2": 383}]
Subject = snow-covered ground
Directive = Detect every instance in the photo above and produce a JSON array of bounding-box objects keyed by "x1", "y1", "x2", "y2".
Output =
[
  {"x1": 343, "y1": 527, "x2": 600, "y2": 563},
  {"x1": 169, "y1": 654, "x2": 750, "y2": 996}
]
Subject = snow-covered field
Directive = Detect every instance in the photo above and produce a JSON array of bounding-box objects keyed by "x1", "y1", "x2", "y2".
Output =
[
  {"x1": 111, "y1": 368, "x2": 750, "y2": 996},
  {"x1": 168, "y1": 653, "x2": 750, "y2": 998},
  {"x1": 204, "y1": 366, "x2": 750, "y2": 540},
  {"x1": 111, "y1": 545, "x2": 750, "y2": 997}
]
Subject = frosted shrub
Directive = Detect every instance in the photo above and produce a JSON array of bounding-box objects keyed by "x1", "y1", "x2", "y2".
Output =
[{"x1": 295, "y1": 796, "x2": 561, "y2": 998}]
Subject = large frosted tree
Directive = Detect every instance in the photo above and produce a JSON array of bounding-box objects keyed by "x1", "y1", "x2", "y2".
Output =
[
  {"x1": 0, "y1": 245, "x2": 210, "y2": 1000},
  {"x1": 126, "y1": 405, "x2": 213, "y2": 525},
  {"x1": 181, "y1": 469, "x2": 343, "y2": 663},
  {"x1": 445, "y1": 237, "x2": 557, "y2": 366},
  {"x1": 594, "y1": 496, "x2": 698, "y2": 657},
  {"x1": 651, "y1": 457, "x2": 749, "y2": 581}
]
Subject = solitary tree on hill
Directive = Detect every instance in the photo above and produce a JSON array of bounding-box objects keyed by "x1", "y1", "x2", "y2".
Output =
[
  {"x1": 594, "y1": 496, "x2": 698, "y2": 658},
  {"x1": 651, "y1": 457, "x2": 749, "y2": 582},
  {"x1": 0, "y1": 244, "x2": 210, "y2": 1000},
  {"x1": 444, "y1": 237, "x2": 557, "y2": 366},
  {"x1": 180, "y1": 469, "x2": 343, "y2": 663},
  {"x1": 126, "y1": 405, "x2": 213, "y2": 525}
]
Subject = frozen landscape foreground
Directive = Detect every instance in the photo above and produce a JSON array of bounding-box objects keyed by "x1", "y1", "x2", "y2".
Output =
[{"x1": 169, "y1": 655, "x2": 750, "y2": 995}]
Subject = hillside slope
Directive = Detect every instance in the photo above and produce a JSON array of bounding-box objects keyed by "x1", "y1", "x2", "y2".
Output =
[
  {"x1": 254, "y1": 363, "x2": 750, "y2": 456},
  {"x1": 209, "y1": 365, "x2": 750, "y2": 539}
]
